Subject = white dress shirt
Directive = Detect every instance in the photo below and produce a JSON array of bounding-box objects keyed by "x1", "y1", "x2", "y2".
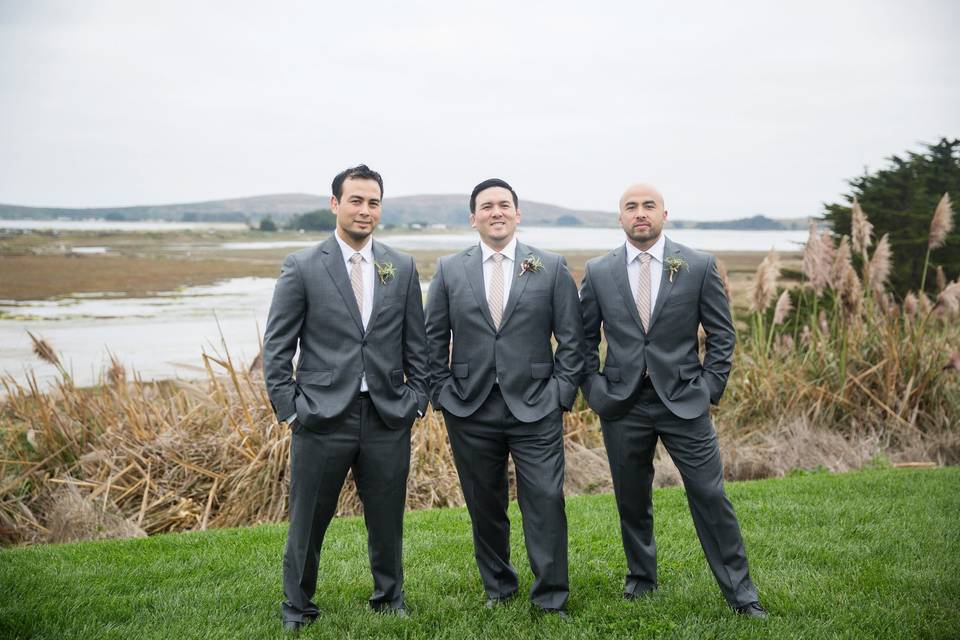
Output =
[
  {"x1": 479, "y1": 235, "x2": 517, "y2": 313},
  {"x1": 625, "y1": 233, "x2": 666, "y2": 313},
  {"x1": 334, "y1": 230, "x2": 374, "y2": 391}
]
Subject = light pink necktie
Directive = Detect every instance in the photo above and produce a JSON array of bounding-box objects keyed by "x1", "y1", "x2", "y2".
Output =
[
  {"x1": 636, "y1": 253, "x2": 651, "y2": 331},
  {"x1": 488, "y1": 253, "x2": 505, "y2": 329},
  {"x1": 349, "y1": 253, "x2": 363, "y2": 316}
]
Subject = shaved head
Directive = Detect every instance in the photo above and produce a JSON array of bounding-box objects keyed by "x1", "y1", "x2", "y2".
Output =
[
  {"x1": 618, "y1": 182, "x2": 668, "y2": 251},
  {"x1": 620, "y1": 183, "x2": 665, "y2": 210}
]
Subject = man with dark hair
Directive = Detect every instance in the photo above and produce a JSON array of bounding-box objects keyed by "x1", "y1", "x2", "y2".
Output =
[
  {"x1": 425, "y1": 178, "x2": 584, "y2": 618},
  {"x1": 263, "y1": 164, "x2": 430, "y2": 632},
  {"x1": 579, "y1": 183, "x2": 766, "y2": 617}
]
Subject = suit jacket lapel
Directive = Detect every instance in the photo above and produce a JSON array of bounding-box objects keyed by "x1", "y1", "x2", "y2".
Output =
[
  {"x1": 368, "y1": 240, "x2": 387, "y2": 332},
  {"x1": 647, "y1": 237, "x2": 679, "y2": 331},
  {"x1": 499, "y1": 241, "x2": 530, "y2": 330},
  {"x1": 319, "y1": 235, "x2": 364, "y2": 334},
  {"x1": 610, "y1": 244, "x2": 646, "y2": 333},
  {"x1": 463, "y1": 245, "x2": 497, "y2": 331}
]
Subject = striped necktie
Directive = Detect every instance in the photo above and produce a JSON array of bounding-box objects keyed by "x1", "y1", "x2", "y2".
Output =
[
  {"x1": 636, "y1": 253, "x2": 651, "y2": 331},
  {"x1": 349, "y1": 252, "x2": 364, "y2": 316},
  {"x1": 488, "y1": 253, "x2": 505, "y2": 329}
]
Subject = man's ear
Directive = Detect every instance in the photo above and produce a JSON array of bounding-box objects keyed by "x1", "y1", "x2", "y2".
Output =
[
  {"x1": 469, "y1": 213, "x2": 477, "y2": 229},
  {"x1": 663, "y1": 209, "x2": 669, "y2": 221},
  {"x1": 515, "y1": 208, "x2": 522, "y2": 224},
  {"x1": 330, "y1": 195, "x2": 339, "y2": 212}
]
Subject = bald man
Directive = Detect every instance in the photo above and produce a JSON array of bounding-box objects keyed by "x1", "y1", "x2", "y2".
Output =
[{"x1": 578, "y1": 184, "x2": 766, "y2": 617}]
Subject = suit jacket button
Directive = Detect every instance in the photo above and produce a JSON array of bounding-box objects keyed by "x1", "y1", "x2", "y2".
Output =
[
  {"x1": 361, "y1": 340, "x2": 367, "y2": 346},
  {"x1": 495, "y1": 334, "x2": 500, "y2": 340}
]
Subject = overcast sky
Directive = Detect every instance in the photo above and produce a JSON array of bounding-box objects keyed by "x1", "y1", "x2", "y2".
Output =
[{"x1": 1, "y1": 0, "x2": 957, "y2": 219}]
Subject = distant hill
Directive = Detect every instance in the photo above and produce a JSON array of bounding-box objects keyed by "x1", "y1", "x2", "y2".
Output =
[
  {"x1": 0, "y1": 194, "x2": 327, "y2": 223},
  {"x1": 0, "y1": 195, "x2": 811, "y2": 230},
  {"x1": 672, "y1": 214, "x2": 812, "y2": 231}
]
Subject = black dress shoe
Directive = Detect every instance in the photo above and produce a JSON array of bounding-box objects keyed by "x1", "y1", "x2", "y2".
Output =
[
  {"x1": 485, "y1": 593, "x2": 517, "y2": 609},
  {"x1": 282, "y1": 620, "x2": 303, "y2": 634},
  {"x1": 373, "y1": 604, "x2": 409, "y2": 618},
  {"x1": 542, "y1": 608, "x2": 570, "y2": 621},
  {"x1": 624, "y1": 587, "x2": 657, "y2": 600},
  {"x1": 734, "y1": 602, "x2": 769, "y2": 618}
]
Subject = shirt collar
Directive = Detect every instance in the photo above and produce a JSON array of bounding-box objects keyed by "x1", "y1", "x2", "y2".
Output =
[
  {"x1": 480, "y1": 235, "x2": 517, "y2": 263},
  {"x1": 335, "y1": 229, "x2": 373, "y2": 264},
  {"x1": 625, "y1": 233, "x2": 666, "y2": 264}
]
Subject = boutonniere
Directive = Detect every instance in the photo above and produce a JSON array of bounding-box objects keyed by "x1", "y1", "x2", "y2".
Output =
[
  {"x1": 375, "y1": 261, "x2": 396, "y2": 284},
  {"x1": 519, "y1": 254, "x2": 544, "y2": 277},
  {"x1": 665, "y1": 256, "x2": 688, "y2": 283}
]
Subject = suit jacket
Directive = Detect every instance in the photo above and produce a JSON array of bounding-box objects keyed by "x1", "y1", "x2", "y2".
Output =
[
  {"x1": 263, "y1": 235, "x2": 430, "y2": 431},
  {"x1": 425, "y1": 241, "x2": 584, "y2": 423},
  {"x1": 579, "y1": 237, "x2": 735, "y2": 421}
]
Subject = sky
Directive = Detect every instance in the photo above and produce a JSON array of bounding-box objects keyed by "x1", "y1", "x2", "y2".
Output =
[{"x1": 1, "y1": 0, "x2": 958, "y2": 220}]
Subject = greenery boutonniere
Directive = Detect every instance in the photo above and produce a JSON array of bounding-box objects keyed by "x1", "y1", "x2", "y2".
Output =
[
  {"x1": 519, "y1": 254, "x2": 544, "y2": 277},
  {"x1": 375, "y1": 261, "x2": 396, "y2": 284},
  {"x1": 665, "y1": 256, "x2": 688, "y2": 283}
]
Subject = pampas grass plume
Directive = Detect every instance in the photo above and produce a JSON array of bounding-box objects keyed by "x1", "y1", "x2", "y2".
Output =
[
  {"x1": 866, "y1": 234, "x2": 892, "y2": 294},
  {"x1": 750, "y1": 249, "x2": 780, "y2": 312},
  {"x1": 851, "y1": 197, "x2": 873, "y2": 256},
  {"x1": 936, "y1": 266, "x2": 947, "y2": 293},
  {"x1": 773, "y1": 290, "x2": 793, "y2": 325},
  {"x1": 929, "y1": 192, "x2": 954, "y2": 250},
  {"x1": 903, "y1": 292, "x2": 918, "y2": 317}
]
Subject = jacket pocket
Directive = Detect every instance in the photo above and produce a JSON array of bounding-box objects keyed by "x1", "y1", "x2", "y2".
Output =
[
  {"x1": 603, "y1": 366, "x2": 621, "y2": 382},
  {"x1": 530, "y1": 362, "x2": 553, "y2": 379},
  {"x1": 297, "y1": 369, "x2": 333, "y2": 387},
  {"x1": 452, "y1": 363, "x2": 469, "y2": 378},
  {"x1": 678, "y1": 362, "x2": 702, "y2": 380},
  {"x1": 390, "y1": 369, "x2": 404, "y2": 386}
]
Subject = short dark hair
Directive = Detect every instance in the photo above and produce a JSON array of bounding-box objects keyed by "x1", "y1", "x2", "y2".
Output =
[
  {"x1": 331, "y1": 164, "x2": 383, "y2": 201},
  {"x1": 469, "y1": 178, "x2": 518, "y2": 213}
]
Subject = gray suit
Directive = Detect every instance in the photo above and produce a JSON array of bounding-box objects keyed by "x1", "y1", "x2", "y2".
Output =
[
  {"x1": 263, "y1": 235, "x2": 429, "y2": 622},
  {"x1": 425, "y1": 241, "x2": 584, "y2": 610},
  {"x1": 579, "y1": 237, "x2": 759, "y2": 606}
]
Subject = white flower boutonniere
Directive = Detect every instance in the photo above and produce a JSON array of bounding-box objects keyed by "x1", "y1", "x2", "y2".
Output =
[
  {"x1": 665, "y1": 256, "x2": 688, "y2": 283},
  {"x1": 519, "y1": 254, "x2": 544, "y2": 277},
  {"x1": 375, "y1": 261, "x2": 396, "y2": 284}
]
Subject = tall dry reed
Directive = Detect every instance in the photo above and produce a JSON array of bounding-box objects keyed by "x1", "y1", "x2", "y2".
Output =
[{"x1": 730, "y1": 199, "x2": 960, "y2": 462}]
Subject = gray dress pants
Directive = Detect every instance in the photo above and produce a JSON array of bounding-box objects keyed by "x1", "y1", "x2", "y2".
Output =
[
  {"x1": 600, "y1": 379, "x2": 759, "y2": 606},
  {"x1": 282, "y1": 394, "x2": 410, "y2": 623},
  {"x1": 443, "y1": 386, "x2": 569, "y2": 611}
]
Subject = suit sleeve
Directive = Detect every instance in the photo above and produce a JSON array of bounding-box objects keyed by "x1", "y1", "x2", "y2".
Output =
[
  {"x1": 423, "y1": 258, "x2": 452, "y2": 408},
  {"x1": 552, "y1": 256, "x2": 585, "y2": 410},
  {"x1": 262, "y1": 253, "x2": 306, "y2": 421},
  {"x1": 699, "y1": 255, "x2": 736, "y2": 404},
  {"x1": 578, "y1": 261, "x2": 602, "y2": 398},
  {"x1": 402, "y1": 255, "x2": 430, "y2": 415}
]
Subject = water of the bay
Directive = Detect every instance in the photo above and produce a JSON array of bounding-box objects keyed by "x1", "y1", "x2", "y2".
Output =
[{"x1": 1, "y1": 226, "x2": 807, "y2": 388}]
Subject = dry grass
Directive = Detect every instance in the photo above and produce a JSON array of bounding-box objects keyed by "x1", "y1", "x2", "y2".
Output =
[
  {"x1": 1, "y1": 216, "x2": 955, "y2": 546},
  {"x1": 0, "y1": 337, "x2": 615, "y2": 546},
  {"x1": 727, "y1": 199, "x2": 960, "y2": 468}
]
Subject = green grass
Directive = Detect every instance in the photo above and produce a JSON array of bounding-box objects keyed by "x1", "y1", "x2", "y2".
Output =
[{"x1": 2, "y1": 468, "x2": 958, "y2": 639}]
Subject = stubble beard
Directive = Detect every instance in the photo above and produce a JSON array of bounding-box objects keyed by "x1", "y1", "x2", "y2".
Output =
[{"x1": 625, "y1": 223, "x2": 662, "y2": 247}]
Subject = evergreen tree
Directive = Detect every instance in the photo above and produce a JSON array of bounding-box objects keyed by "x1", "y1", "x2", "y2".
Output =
[{"x1": 823, "y1": 138, "x2": 959, "y2": 297}]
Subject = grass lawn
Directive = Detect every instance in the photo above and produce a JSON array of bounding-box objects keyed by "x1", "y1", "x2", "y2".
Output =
[{"x1": 2, "y1": 467, "x2": 958, "y2": 639}]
